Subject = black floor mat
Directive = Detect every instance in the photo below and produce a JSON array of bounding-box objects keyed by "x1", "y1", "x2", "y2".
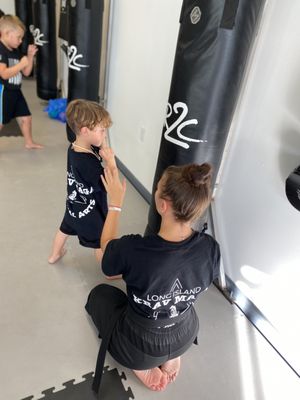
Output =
[
  {"x1": 20, "y1": 368, "x2": 134, "y2": 400},
  {"x1": 0, "y1": 119, "x2": 22, "y2": 137}
]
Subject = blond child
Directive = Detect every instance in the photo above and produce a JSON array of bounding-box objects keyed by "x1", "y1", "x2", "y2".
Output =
[{"x1": 0, "y1": 15, "x2": 42, "y2": 149}]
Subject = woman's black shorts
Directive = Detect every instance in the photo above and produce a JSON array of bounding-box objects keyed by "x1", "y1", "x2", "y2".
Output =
[{"x1": 86, "y1": 284, "x2": 199, "y2": 370}]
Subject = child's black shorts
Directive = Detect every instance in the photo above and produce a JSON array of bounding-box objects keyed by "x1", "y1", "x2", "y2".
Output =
[
  {"x1": 0, "y1": 86, "x2": 31, "y2": 125},
  {"x1": 60, "y1": 216, "x2": 101, "y2": 249}
]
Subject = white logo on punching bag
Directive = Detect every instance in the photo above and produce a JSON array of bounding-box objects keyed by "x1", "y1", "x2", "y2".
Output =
[
  {"x1": 190, "y1": 7, "x2": 202, "y2": 24},
  {"x1": 67, "y1": 45, "x2": 89, "y2": 71},
  {"x1": 29, "y1": 25, "x2": 49, "y2": 46},
  {"x1": 164, "y1": 102, "x2": 207, "y2": 149}
]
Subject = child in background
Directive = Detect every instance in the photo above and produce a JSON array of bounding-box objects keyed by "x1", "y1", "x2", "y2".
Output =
[
  {"x1": 0, "y1": 15, "x2": 43, "y2": 149},
  {"x1": 48, "y1": 99, "x2": 116, "y2": 264}
]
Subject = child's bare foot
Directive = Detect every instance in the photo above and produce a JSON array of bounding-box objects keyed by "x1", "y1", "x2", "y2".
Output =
[
  {"x1": 25, "y1": 142, "x2": 43, "y2": 149},
  {"x1": 48, "y1": 248, "x2": 67, "y2": 264},
  {"x1": 160, "y1": 357, "x2": 181, "y2": 383},
  {"x1": 105, "y1": 274, "x2": 122, "y2": 280},
  {"x1": 133, "y1": 368, "x2": 168, "y2": 391}
]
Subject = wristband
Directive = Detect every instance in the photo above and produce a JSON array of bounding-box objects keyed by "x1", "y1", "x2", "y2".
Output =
[{"x1": 108, "y1": 206, "x2": 122, "y2": 212}]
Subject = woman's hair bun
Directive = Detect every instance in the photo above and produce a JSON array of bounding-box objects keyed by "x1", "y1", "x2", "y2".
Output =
[{"x1": 182, "y1": 163, "x2": 212, "y2": 187}]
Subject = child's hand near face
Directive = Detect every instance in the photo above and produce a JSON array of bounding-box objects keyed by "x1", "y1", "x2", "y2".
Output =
[
  {"x1": 99, "y1": 139, "x2": 117, "y2": 170},
  {"x1": 27, "y1": 44, "x2": 38, "y2": 57}
]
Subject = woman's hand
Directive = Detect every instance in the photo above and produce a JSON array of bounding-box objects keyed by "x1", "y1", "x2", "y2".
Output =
[
  {"x1": 100, "y1": 168, "x2": 126, "y2": 252},
  {"x1": 101, "y1": 167, "x2": 126, "y2": 207}
]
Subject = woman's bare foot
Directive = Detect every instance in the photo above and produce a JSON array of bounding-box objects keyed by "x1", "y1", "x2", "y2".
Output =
[
  {"x1": 133, "y1": 368, "x2": 168, "y2": 391},
  {"x1": 25, "y1": 142, "x2": 43, "y2": 149},
  {"x1": 48, "y1": 248, "x2": 67, "y2": 264},
  {"x1": 105, "y1": 274, "x2": 122, "y2": 280},
  {"x1": 95, "y1": 248, "x2": 103, "y2": 263},
  {"x1": 160, "y1": 357, "x2": 181, "y2": 383}
]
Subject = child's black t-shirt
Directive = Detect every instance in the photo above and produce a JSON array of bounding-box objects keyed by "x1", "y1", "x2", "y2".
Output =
[
  {"x1": 0, "y1": 41, "x2": 23, "y2": 89},
  {"x1": 102, "y1": 231, "x2": 220, "y2": 320},
  {"x1": 63, "y1": 145, "x2": 107, "y2": 243}
]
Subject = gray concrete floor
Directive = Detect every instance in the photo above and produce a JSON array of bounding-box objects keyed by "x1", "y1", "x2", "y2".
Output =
[{"x1": 0, "y1": 79, "x2": 299, "y2": 400}]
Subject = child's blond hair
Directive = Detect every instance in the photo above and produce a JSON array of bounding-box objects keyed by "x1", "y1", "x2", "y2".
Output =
[
  {"x1": 0, "y1": 15, "x2": 26, "y2": 33},
  {"x1": 66, "y1": 99, "x2": 112, "y2": 135}
]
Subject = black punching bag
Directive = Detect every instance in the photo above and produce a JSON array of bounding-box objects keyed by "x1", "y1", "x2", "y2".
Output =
[
  {"x1": 145, "y1": 0, "x2": 266, "y2": 235},
  {"x1": 31, "y1": 0, "x2": 57, "y2": 100},
  {"x1": 15, "y1": 0, "x2": 34, "y2": 55},
  {"x1": 286, "y1": 166, "x2": 300, "y2": 212},
  {"x1": 58, "y1": 0, "x2": 68, "y2": 41},
  {"x1": 66, "y1": 0, "x2": 104, "y2": 142}
]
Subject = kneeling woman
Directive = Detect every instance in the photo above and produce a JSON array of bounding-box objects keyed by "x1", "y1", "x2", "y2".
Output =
[{"x1": 86, "y1": 162, "x2": 220, "y2": 392}]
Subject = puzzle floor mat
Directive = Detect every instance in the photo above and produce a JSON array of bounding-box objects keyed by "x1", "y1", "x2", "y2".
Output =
[{"x1": 20, "y1": 366, "x2": 134, "y2": 400}]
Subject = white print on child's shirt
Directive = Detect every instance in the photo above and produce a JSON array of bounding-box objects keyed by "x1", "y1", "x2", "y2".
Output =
[
  {"x1": 132, "y1": 278, "x2": 202, "y2": 320},
  {"x1": 8, "y1": 58, "x2": 22, "y2": 85},
  {"x1": 66, "y1": 167, "x2": 95, "y2": 219}
]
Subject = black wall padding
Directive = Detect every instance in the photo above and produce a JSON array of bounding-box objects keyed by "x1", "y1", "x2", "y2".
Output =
[
  {"x1": 286, "y1": 166, "x2": 300, "y2": 212},
  {"x1": 14, "y1": 0, "x2": 34, "y2": 55},
  {"x1": 32, "y1": 0, "x2": 57, "y2": 100},
  {"x1": 146, "y1": 0, "x2": 266, "y2": 235},
  {"x1": 66, "y1": 0, "x2": 104, "y2": 142}
]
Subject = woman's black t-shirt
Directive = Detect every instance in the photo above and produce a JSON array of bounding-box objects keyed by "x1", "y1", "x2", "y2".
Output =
[{"x1": 102, "y1": 231, "x2": 220, "y2": 320}]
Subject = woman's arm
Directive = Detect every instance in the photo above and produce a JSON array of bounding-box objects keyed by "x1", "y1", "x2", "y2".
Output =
[{"x1": 100, "y1": 167, "x2": 126, "y2": 253}]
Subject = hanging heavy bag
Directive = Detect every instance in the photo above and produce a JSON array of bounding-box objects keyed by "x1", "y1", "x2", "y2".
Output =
[
  {"x1": 285, "y1": 166, "x2": 300, "y2": 212},
  {"x1": 145, "y1": 0, "x2": 266, "y2": 235},
  {"x1": 15, "y1": 0, "x2": 34, "y2": 57},
  {"x1": 31, "y1": 0, "x2": 57, "y2": 100},
  {"x1": 58, "y1": 0, "x2": 68, "y2": 41},
  {"x1": 66, "y1": 0, "x2": 104, "y2": 142}
]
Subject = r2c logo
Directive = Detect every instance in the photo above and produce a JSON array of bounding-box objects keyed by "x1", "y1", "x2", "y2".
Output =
[
  {"x1": 164, "y1": 102, "x2": 207, "y2": 149},
  {"x1": 67, "y1": 45, "x2": 89, "y2": 71}
]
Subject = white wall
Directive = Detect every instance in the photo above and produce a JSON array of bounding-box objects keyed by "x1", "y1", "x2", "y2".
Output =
[
  {"x1": 1, "y1": 1, "x2": 15, "y2": 14},
  {"x1": 212, "y1": 0, "x2": 300, "y2": 374},
  {"x1": 107, "y1": 0, "x2": 182, "y2": 192}
]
